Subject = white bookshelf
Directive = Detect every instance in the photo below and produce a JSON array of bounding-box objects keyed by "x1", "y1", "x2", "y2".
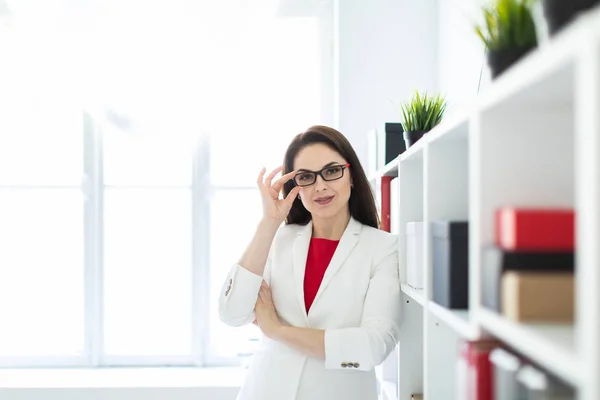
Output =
[
  {"x1": 371, "y1": 6, "x2": 600, "y2": 399},
  {"x1": 478, "y1": 307, "x2": 578, "y2": 385},
  {"x1": 428, "y1": 301, "x2": 475, "y2": 341},
  {"x1": 400, "y1": 283, "x2": 425, "y2": 307}
]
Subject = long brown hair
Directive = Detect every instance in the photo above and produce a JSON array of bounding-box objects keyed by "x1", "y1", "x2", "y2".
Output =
[{"x1": 282, "y1": 125, "x2": 380, "y2": 229}]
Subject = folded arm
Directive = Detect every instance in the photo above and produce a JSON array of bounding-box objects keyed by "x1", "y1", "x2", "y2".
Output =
[{"x1": 269, "y1": 239, "x2": 402, "y2": 371}]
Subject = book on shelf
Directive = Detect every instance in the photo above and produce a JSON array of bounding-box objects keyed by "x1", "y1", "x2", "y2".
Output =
[
  {"x1": 457, "y1": 339, "x2": 498, "y2": 400},
  {"x1": 380, "y1": 176, "x2": 393, "y2": 232},
  {"x1": 390, "y1": 177, "x2": 399, "y2": 235}
]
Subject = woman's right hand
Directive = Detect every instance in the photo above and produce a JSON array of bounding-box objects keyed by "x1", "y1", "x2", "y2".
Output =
[{"x1": 257, "y1": 166, "x2": 301, "y2": 226}]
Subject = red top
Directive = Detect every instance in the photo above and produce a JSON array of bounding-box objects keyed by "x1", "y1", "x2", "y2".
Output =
[{"x1": 304, "y1": 237, "x2": 339, "y2": 313}]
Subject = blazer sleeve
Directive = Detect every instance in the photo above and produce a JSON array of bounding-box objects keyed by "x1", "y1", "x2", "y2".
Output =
[
  {"x1": 218, "y1": 243, "x2": 274, "y2": 327},
  {"x1": 323, "y1": 235, "x2": 402, "y2": 371}
]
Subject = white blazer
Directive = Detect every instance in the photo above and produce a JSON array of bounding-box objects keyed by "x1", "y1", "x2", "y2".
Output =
[{"x1": 218, "y1": 216, "x2": 402, "y2": 400}]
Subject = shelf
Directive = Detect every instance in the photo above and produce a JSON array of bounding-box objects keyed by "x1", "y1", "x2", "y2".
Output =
[
  {"x1": 426, "y1": 110, "x2": 469, "y2": 146},
  {"x1": 370, "y1": 156, "x2": 399, "y2": 181},
  {"x1": 428, "y1": 301, "x2": 478, "y2": 340},
  {"x1": 401, "y1": 283, "x2": 425, "y2": 306},
  {"x1": 477, "y1": 5, "x2": 600, "y2": 114},
  {"x1": 478, "y1": 308, "x2": 579, "y2": 386},
  {"x1": 478, "y1": 40, "x2": 574, "y2": 113},
  {"x1": 379, "y1": 156, "x2": 399, "y2": 177},
  {"x1": 400, "y1": 137, "x2": 425, "y2": 163}
]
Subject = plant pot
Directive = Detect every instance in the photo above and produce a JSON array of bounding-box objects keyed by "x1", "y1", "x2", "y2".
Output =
[
  {"x1": 487, "y1": 46, "x2": 534, "y2": 79},
  {"x1": 543, "y1": 0, "x2": 600, "y2": 36},
  {"x1": 403, "y1": 130, "x2": 427, "y2": 149}
]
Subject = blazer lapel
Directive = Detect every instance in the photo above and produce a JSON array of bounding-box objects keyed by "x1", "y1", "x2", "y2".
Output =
[
  {"x1": 310, "y1": 217, "x2": 362, "y2": 310},
  {"x1": 293, "y1": 221, "x2": 313, "y2": 319}
]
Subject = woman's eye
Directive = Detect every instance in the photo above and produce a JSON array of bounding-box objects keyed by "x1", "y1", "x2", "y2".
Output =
[
  {"x1": 325, "y1": 167, "x2": 341, "y2": 175},
  {"x1": 298, "y1": 174, "x2": 312, "y2": 181}
]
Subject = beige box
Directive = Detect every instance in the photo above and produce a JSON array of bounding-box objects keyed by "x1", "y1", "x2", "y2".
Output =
[{"x1": 501, "y1": 271, "x2": 574, "y2": 323}]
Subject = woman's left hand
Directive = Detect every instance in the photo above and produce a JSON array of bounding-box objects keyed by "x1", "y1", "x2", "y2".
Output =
[{"x1": 255, "y1": 281, "x2": 282, "y2": 339}]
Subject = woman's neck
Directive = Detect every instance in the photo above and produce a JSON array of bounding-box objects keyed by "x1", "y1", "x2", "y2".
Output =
[{"x1": 311, "y1": 209, "x2": 351, "y2": 240}]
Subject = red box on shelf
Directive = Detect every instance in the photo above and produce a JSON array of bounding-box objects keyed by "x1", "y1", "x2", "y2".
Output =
[{"x1": 495, "y1": 208, "x2": 575, "y2": 251}]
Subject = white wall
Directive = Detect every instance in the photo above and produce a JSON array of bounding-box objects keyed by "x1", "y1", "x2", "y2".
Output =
[
  {"x1": 436, "y1": 0, "x2": 488, "y2": 116},
  {"x1": 332, "y1": 0, "x2": 496, "y2": 166},
  {"x1": 333, "y1": 0, "x2": 439, "y2": 165}
]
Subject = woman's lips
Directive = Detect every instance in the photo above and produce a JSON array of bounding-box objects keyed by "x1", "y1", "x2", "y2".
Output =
[{"x1": 314, "y1": 195, "x2": 334, "y2": 205}]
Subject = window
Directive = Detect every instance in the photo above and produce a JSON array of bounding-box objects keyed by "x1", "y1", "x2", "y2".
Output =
[
  {"x1": 0, "y1": 3, "x2": 331, "y2": 367},
  {"x1": 0, "y1": 189, "x2": 85, "y2": 358},
  {"x1": 0, "y1": 88, "x2": 86, "y2": 363},
  {"x1": 102, "y1": 129, "x2": 194, "y2": 361}
]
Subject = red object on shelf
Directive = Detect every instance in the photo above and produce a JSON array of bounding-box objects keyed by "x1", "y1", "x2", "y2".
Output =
[
  {"x1": 495, "y1": 208, "x2": 575, "y2": 251},
  {"x1": 457, "y1": 340, "x2": 497, "y2": 400},
  {"x1": 380, "y1": 176, "x2": 393, "y2": 232},
  {"x1": 469, "y1": 341, "x2": 495, "y2": 400}
]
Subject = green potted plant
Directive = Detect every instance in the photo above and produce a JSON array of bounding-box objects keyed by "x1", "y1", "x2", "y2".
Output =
[
  {"x1": 475, "y1": 0, "x2": 538, "y2": 79},
  {"x1": 542, "y1": 0, "x2": 599, "y2": 35},
  {"x1": 399, "y1": 91, "x2": 447, "y2": 149}
]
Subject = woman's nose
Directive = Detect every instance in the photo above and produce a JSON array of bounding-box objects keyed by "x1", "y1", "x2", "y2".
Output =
[{"x1": 314, "y1": 174, "x2": 328, "y2": 191}]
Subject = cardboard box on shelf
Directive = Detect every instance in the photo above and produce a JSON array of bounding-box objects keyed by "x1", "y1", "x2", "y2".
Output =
[{"x1": 502, "y1": 271, "x2": 575, "y2": 322}]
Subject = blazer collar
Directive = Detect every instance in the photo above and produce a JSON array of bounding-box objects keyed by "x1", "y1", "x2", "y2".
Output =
[{"x1": 292, "y1": 216, "x2": 362, "y2": 319}]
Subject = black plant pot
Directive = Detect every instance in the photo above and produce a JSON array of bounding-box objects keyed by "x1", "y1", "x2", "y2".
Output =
[
  {"x1": 543, "y1": 0, "x2": 600, "y2": 36},
  {"x1": 403, "y1": 130, "x2": 427, "y2": 149},
  {"x1": 487, "y1": 46, "x2": 534, "y2": 79}
]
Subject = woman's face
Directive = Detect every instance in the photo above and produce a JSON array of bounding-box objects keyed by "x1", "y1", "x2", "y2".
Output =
[{"x1": 293, "y1": 143, "x2": 352, "y2": 220}]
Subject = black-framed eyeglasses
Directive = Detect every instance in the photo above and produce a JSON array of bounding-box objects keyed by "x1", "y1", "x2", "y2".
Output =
[{"x1": 293, "y1": 163, "x2": 351, "y2": 187}]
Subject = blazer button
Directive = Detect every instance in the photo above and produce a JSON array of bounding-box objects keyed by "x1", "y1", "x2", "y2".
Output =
[
  {"x1": 353, "y1": 363, "x2": 360, "y2": 368},
  {"x1": 341, "y1": 363, "x2": 348, "y2": 368}
]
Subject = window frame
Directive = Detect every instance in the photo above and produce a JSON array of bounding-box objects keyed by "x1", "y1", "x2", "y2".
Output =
[{"x1": 90, "y1": 116, "x2": 208, "y2": 367}]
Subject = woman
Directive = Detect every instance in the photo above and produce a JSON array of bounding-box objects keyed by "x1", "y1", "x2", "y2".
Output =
[{"x1": 218, "y1": 125, "x2": 402, "y2": 400}]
